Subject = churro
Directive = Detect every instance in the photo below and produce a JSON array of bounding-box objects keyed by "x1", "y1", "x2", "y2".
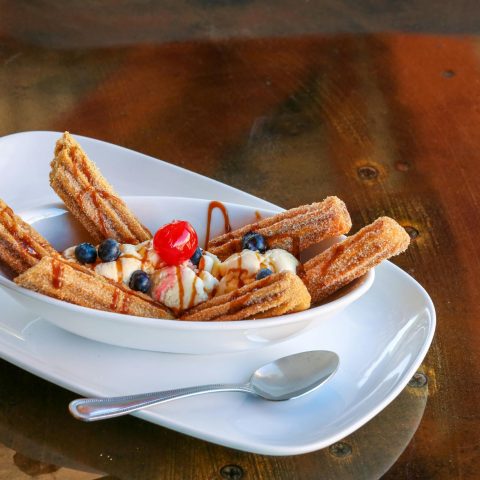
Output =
[
  {"x1": 14, "y1": 256, "x2": 174, "y2": 319},
  {"x1": 301, "y1": 217, "x2": 410, "y2": 303},
  {"x1": 0, "y1": 198, "x2": 58, "y2": 275},
  {"x1": 181, "y1": 271, "x2": 311, "y2": 321},
  {"x1": 50, "y1": 132, "x2": 151, "y2": 244},
  {"x1": 207, "y1": 197, "x2": 351, "y2": 260}
]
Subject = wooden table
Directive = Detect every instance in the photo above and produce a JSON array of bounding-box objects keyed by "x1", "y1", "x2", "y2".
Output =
[{"x1": 0, "y1": 2, "x2": 479, "y2": 478}]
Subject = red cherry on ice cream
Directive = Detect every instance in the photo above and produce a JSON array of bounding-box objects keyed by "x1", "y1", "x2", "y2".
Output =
[{"x1": 153, "y1": 221, "x2": 199, "y2": 265}]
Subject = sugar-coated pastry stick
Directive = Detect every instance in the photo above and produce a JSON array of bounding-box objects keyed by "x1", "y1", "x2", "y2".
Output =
[
  {"x1": 50, "y1": 132, "x2": 152, "y2": 244},
  {"x1": 0, "y1": 198, "x2": 58, "y2": 275},
  {"x1": 181, "y1": 271, "x2": 311, "y2": 321},
  {"x1": 301, "y1": 217, "x2": 410, "y2": 303},
  {"x1": 208, "y1": 196, "x2": 352, "y2": 260},
  {"x1": 15, "y1": 256, "x2": 174, "y2": 319}
]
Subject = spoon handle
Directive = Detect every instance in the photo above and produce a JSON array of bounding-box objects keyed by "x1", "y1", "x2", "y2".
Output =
[{"x1": 69, "y1": 383, "x2": 253, "y2": 422}]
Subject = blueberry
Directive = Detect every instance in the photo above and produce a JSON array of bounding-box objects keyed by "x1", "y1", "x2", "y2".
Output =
[
  {"x1": 190, "y1": 247, "x2": 203, "y2": 266},
  {"x1": 98, "y1": 238, "x2": 121, "y2": 262},
  {"x1": 74, "y1": 242, "x2": 97, "y2": 264},
  {"x1": 129, "y1": 270, "x2": 151, "y2": 293},
  {"x1": 256, "y1": 268, "x2": 273, "y2": 280},
  {"x1": 242, "y1": 232, "x2": 267, "y2": 253}
]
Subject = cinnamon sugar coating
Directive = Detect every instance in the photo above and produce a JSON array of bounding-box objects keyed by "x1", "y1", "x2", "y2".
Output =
[
  {"x1": 181, "y1": 271, "x2": 311, "y2": 321},
  {"x1": 50, "y1": 132, "x2": 152, "y2": 244},
  {"x1": 301, "y1": 217, "x2": 410, "y2": 303},
  {"x1": 14, "y1": 256, "x2": 174, "y2": 319},
  {"x1": 207, "y1": 197, "x2": 352, "y2": 260},
  {"x1": 0, "y1": 198, "x2": 58, "y2": 275}
]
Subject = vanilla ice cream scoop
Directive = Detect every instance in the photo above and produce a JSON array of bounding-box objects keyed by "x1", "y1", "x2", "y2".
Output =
[
  {"x1": 150, "y1": 264, "x2": 219, "y2": 312},
  {"x1": 217, "y1": 248, "x2": 300, "y2": 295}
]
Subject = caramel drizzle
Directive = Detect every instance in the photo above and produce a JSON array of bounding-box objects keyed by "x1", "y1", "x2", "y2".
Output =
[
  {"x1": 0, "y1": 204, "x2": 43, "y2": 259},
  {"x1": 70, "y1": 146, "x2": 123, "y2": 238},
  {"x1": 188, "y1": 276, "x2": 197, "y2": 310},
  {"x1": 228, "y1": 268, "x2": 249, "y2": 288},
  {"x1": 223, "y1": 255, "x2": 249, "y2": 289},
  {"x1": 116, "y1": 258, "x2": 124, "y2": 283},
  {"x1": 255, "y1": 210, "x2": 262, "y2": 221},
  {"x1": 120, "y1": 294, "x2": 130, "y2": 313},
  {"x1": 51, "y1": 259, "x2": 64, "y2": 289},
  {"x1": 139, "y1": 246, "x2": 149, "y2": 270},
  {"x1": 120, "y1": 254, "x2": 138, "y2": 260},
  {"x1": 236, "y1": 255, "x2": 246, "y2": 288},
  {"x1": 205, "y1": 201, "x2": 232, "y2": 247},
  {"x1": 109, "y1": 289, "x2": 130, "y2": 313},
  {"x1": 176, "y1": 266, "x2": 184, "y2": 311},
  {"x1": 110, "y1": 289, "x2": 120, "y2": 310},
  {"x1": 119, "y1": 245, "x2": 151, "y2": 272}
]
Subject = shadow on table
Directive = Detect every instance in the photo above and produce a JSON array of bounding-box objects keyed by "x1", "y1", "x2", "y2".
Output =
[{"x1": 0, "y1": 360, "x2": 427, "y2": 480}]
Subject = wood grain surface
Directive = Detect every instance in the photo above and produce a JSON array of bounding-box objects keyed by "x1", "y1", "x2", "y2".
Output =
[{"x1": 0, "y1": 2, "x2": 479, "y2": 479}]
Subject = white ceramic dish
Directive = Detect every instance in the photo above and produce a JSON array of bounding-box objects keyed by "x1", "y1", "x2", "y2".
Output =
[
  {"x1": 0, "y1": 131, "x2": 436, "y2": 455},
  {"x1": 0, "y1": 198, "x2": 373, "y2": 353}
]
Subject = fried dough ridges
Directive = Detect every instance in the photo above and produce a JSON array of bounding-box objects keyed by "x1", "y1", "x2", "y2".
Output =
[
  {"x1": 301, "y1": 217, "x2": 410, "y2": 303},
  {"x1": 50, "y1": 132, "x2": 152, "y2": 244},
  {"x1": 207, "y1": 196, "x2": 351, "y2": 260},
  {"x1": 0, "y1": 198, "x2": 58, "y2": 275},
  {"x1": 181, "y1": 271, "x2": 311, "y2": 321},
  {"x1": 15, "y1": 256, "x2": 174, "y2": 319}
]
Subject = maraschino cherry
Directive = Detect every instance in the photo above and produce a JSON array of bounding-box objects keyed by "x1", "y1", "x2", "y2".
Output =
[{"x1": 153, "y1": 220, "x2": 198, "y2": 265}]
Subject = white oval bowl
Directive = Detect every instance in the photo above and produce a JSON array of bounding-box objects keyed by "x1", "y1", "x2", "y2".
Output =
[{"x1": 0, "y1": 196, "x2": 374, "y2": 353}]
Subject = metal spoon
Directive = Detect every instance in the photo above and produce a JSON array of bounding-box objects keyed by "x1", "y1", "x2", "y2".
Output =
[{"x1": 69, "y1": 350, "x2": 339, "y2": 422}]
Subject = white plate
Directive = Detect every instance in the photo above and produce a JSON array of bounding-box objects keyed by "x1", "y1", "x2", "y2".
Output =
[
  {"x1": 0, "y1": 131, "x2": 436, "y2": 455},
  {"x1": 0, "y1": 197, "x2": 373, "y2": 353}
]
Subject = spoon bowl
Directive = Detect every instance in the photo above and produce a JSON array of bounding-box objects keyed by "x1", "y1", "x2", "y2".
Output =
[
  {"x1": 69, "y1": 350, "x2": 339, "y2": 422},
  {"x1": 250, "y1": 350, "x2": 339, "y2": 401}
]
